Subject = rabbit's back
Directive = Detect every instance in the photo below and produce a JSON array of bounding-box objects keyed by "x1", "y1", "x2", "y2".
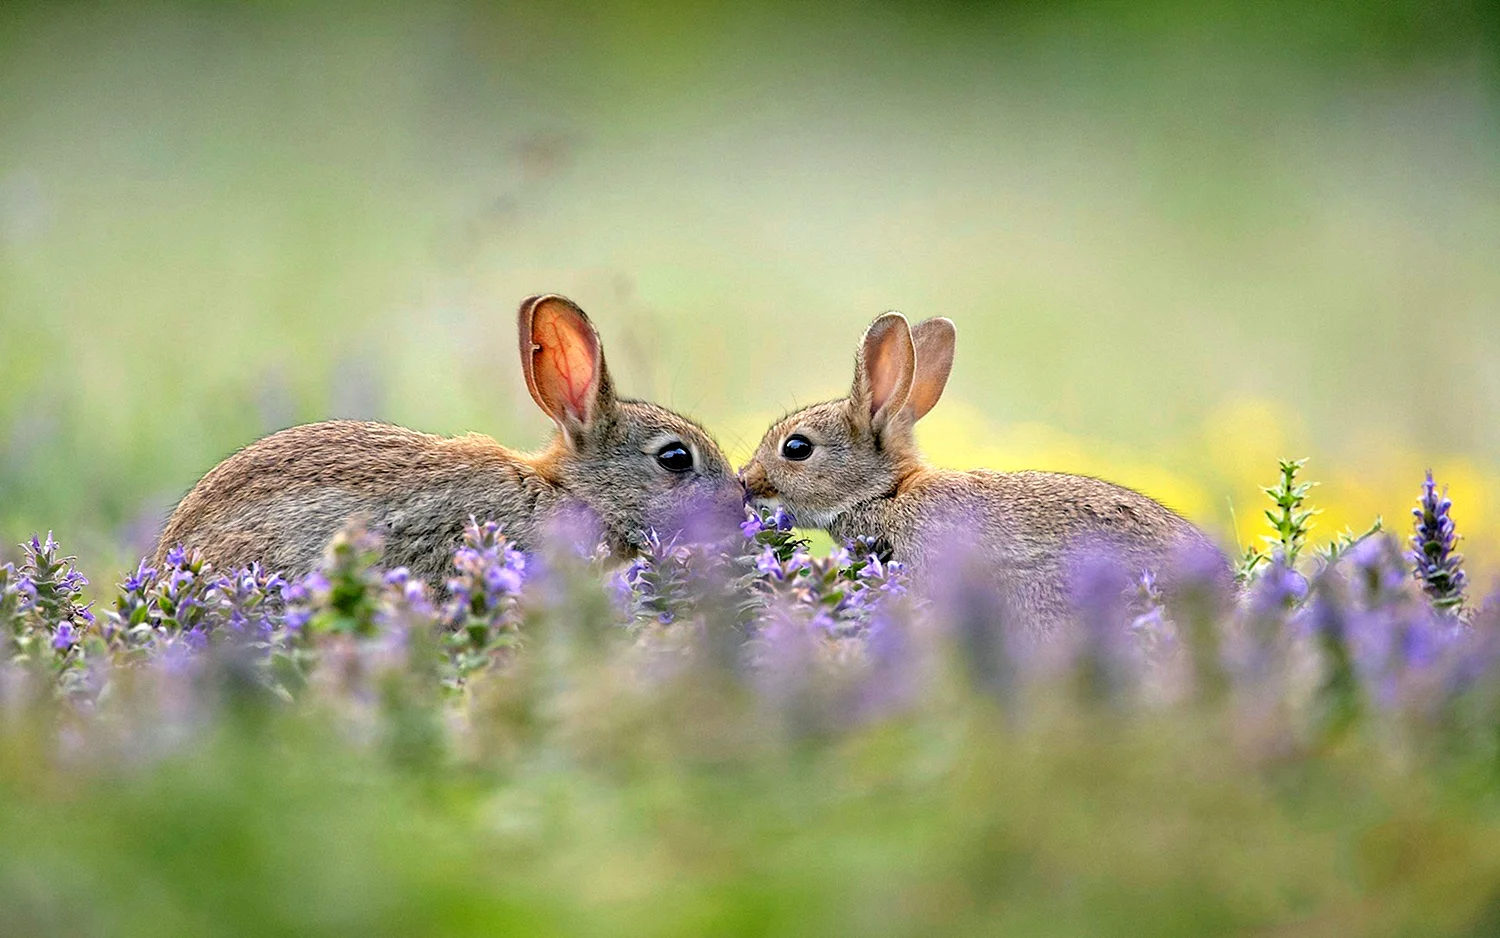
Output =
[
  {"x1": 968, "y1": 469, "x2": 1203, "y2": 548},
  {"x1": 155, "y1": 421, "x2": 551, "y2": 582},
  {"x1": 850, "y1": 468, "x2": 1225, "y2": 633}
]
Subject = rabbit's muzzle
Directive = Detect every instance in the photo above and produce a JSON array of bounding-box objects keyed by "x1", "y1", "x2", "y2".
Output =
[{"x1": 738, "y1": 461, "x2": 778, "y2": 502}]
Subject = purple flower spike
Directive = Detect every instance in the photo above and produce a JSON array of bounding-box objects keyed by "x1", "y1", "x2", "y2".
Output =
[{"x1": 1410, "y1": 470, "x2": 1466, "y2": 614}]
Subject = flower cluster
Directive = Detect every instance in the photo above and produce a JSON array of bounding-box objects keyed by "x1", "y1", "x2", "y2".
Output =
[
  {"x1": 105, "y1": 546, "x2": 291, "y2": 658},
  {"x1": 618, "y1": 530, "x2": 700, "y2": 627},
  {"x1": 440, "y1": 518, "x2": 527, "y2": 678},
  {"x1": 747, "y1": 533, "x2": 908, "y2": 636},
  {"x1": 1, "y1": 534, "x2": 95, "y2": 693},
  {"x1": 740, "y1": 504, "x2": 796, "y2": 545}
]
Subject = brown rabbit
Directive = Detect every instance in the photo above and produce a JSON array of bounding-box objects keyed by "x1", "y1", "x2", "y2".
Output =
[
  {"x1": 739, "y1": 312, "x2": 1226, "y2": 633},
  {"x1": 154, "y1": 295, "x2": 741, "y2": 584}
]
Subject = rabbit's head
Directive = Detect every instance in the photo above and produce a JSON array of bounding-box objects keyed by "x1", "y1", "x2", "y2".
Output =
[
  {"x1": 520, "y1": 295, "x2": 741, "y2": 551},
  {"x1": 740, "y1": 312, "x2": 955, "y2": 528}
]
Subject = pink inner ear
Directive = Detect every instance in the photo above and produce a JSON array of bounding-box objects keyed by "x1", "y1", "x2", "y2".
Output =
[
  {"x1": 534, "y1": 307, "x2": 598, "y2": 419},
  {"x1": 869, "y1": 347, "x2": 898, "y2": 415},
  {"x1": 866, "y1": 328, "x2": 910, "y2": 417}
]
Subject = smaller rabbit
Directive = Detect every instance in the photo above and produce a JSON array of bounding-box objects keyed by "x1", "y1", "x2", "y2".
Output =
[
  {"x1": 739, "y1": 312, "x2": 1226, "y2": 633},
  {"x1": 154, "y1": 295, "x2": 741, "y2": 585}
]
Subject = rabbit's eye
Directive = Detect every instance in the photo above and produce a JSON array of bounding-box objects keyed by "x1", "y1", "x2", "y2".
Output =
[
  {"x1": 781, "y1": 435, "x2": 813, "y2": 461},
  {"x1": 655, "y1": 443, "x2": 694, "y2": 473}
]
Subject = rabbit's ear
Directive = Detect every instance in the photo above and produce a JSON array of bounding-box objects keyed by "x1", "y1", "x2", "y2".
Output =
[
  {"x1": 906, "y1": 317, "x2": 956, "y2": 422},
  {"x1": 518, "y1": 295, "x2": 617, "y2": 444},
  {"x1": 851, "y1": 312, "x2": 915, "y2": 435}
]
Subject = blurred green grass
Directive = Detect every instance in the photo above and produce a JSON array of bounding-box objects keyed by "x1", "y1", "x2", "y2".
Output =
[
  {"x1": 2, "y1": 0, "x2": 1498, "y2": 573},
  {"x1": 10, "y1": 698, "x2": 1500, "y2": 937}
]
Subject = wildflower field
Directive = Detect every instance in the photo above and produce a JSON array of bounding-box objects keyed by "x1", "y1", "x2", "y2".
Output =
[
  {"x1": 4, "y1": 458, "x2": 1500, "y2": 936},
  {"x1": 5, "y1": 1, "x2": 1500, "y2": 935}
]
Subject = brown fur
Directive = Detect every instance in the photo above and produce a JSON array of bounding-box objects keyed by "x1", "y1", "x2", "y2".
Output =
[
  {"x1": 154, "y1": 296, "x2": 740, "y2": 585},
  {"x1": 740, "y1": 312, "x2": 1226, "y2": 634}
]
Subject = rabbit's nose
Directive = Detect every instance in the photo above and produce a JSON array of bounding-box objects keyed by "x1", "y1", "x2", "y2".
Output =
[{"x1": 739, "y1": 462, "x2": 778, "y2": 501}]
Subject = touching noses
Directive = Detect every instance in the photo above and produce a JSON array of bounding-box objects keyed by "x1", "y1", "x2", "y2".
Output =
[{"x1": 738, "y1": 460, "x2": 778, "y2": 501}]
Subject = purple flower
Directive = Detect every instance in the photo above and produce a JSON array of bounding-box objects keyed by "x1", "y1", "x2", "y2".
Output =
[
  {"x1": 2, "y1": 567, "x2": 38, "y2": 616},
  {"x1": 376, "y1": 567, "x2": 436, "y2": 631},
  {"x1": 442, "y1": 518, "x2": 527, "y2": 643},
  {"x1": 1065, "y1": 550, "x2": 1137, "y2": 704},
  {"x1": 123, "y1": 560, "x2": 157, "y2": 594},
  {"x1": 1126, "y1": 569, "x2": 1175, "y2": 657},
  {"x1": 282, "y1": 570, "x2": 329, "y2": 633},
  {"x1": 1304, "y1": 580, "x2": 1362, "y2": 734},
  {"x1": 1410, "y1": 470, "x2": 1466, "y2": 614},
  {"x1": 484, "y1": 562, "x2": 524, "y2": 596},
  {"x1": 622, "y1": 558, "x2": 648, "y2": 585},
  {"x1": 1347, "y1": 535, "x2": 1408, "y2": 608},
  {"x1": 165, "y1": 544, "x2": 188, "y2": 568},
  {"x1": 854, "y1": 612, "x2": 922, "y2": 719},
  {"x1": 928, "y1": 550, "x2": 1016, "y2": 699},
  {"x1": 842, "y1": 543, "x2": 909, "y2": 621},
  {"x1": 19, "y1": 530, "x2": 93, "y2": 629},
  {"x1": 197, "y1": 562, "x2": 288, "y2": 638},
  {"x1": 52, "y1": 621, "x2": 75, "y2": 650},
  {"x1": 165, "y1": 568, "x2": 195, "y2": 598},
  {"x1": 283, "y1": 608, "x2": 312, "y2": 633},
  {"x1": 740, "y1": 505, "x2": 796, "y2": 539},
  {"x1": 755, "y1": 547, "x2": 786, "y2": 579},
  {"x1": 1249, "y1": 555, "x2": 1307, "y2": 613}
]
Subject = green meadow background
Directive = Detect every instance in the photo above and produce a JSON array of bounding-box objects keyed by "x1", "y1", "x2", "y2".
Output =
[{"x1": 2, "y1": 0, "x2": 1498, "y2": 578}]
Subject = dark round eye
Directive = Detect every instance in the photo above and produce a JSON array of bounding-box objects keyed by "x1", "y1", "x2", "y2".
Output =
[
  {"x1": 780, "y1": 434, "x2": 813, "y2": 461},
  {"x1": 655, "y1": 443, "x2": 694, "y2": 473}
]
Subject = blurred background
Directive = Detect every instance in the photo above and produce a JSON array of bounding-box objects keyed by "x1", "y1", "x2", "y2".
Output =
[{"x1": 2, "y1": 0, "x2": 1497, "y2": 581}]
